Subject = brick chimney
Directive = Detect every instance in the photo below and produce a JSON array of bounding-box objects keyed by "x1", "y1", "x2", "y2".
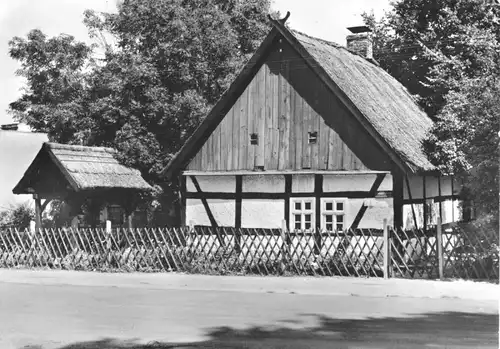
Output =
[{"x1": 346, "y1": 26, "x2": 373, "y2": 59}]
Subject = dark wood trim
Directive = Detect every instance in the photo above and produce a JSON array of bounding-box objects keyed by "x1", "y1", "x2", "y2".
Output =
[
  {"x1": 314, "y1": 174, "x2": 323, "y2": 254},
  {"x1": 180, "y1": 175, "x2": 186, "y2": 226},
  {"x1": 182, "y1": 170, "x2": 390, "y2": 176},
  {"x1": 451, "y1": 176, "x2": 455, "y2": 222},
  {"x1": 190, "y1": 176, "x2": 218, "y2": 227},
  {"x1": 41, "y1": 199, "x2": 52, "y2": 213},
  {"x1": 314, "y1": 174, "x2": 323, "y2": 229},
  {"x1": 350, "y1": 173, "x2": 386, "y2": 229},
  {"x1": 284, "y1": 174, "x2": 292, "y2": 230},
  {"x1": 438, "y1": 175, "x2": 443, "y2": 222},
  {"x1": 185, "y1": 190, "x2": 393, "y2": 200},
  {"x1": 235, "y1": 175, "x2": 243, "y2": 228},
  {"x1": 423, "y1": 175, "x2": 427, "y2": 233},
  {"x1": 34, "y1": 194, "x2": 42, "y2": 231},
  {"x1": 393, "y1": 170, "x2": 404, "y2": 229},
  {"x1": 405, "y1": 175, "x2": 418, "y2": 229}
]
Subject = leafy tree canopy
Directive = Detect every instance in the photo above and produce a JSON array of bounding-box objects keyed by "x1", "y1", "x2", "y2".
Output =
[
  {"x1": 9, "y1": 0, "x2": 273, "y2": 188},
  {"x1": 364, "y1": 0, "x2": 499, "y2": 221}
]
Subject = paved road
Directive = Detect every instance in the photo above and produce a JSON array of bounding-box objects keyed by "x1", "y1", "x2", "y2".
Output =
[{"x1": 0, "y1": 271, "x2": 498, "y2": 349}]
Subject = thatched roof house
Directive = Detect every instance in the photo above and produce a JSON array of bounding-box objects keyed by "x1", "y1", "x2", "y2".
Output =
[
  {"x1": 164, "y1": 21, "x2": 435, "y2": 179},
  {"x1": 160, "y1": 14, "x2": 460, "y2": 232},
  {"x1": 13, "y1": 142, "x2": 152, "y2": 229},
  {"x1": 13, "y1": 142, "x2": 152, "y2": 195}
]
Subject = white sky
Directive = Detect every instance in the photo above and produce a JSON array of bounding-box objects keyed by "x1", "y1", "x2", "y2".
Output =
[{"x1": 0, "y1": 0, "x2": 391, "y2": 125}]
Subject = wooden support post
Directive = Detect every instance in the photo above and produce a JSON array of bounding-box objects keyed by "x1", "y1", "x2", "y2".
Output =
[
  {"x1": 33, "y1": 194, "x2": 42, "y2": 231},
  {"x1": 392, "y1": 170, "x2": 404, "y2": 265},
  {"x1": 451, "y1": 176, "x2": 455, "y2": 223},
  {"x1": 392, "y1": 171, "x2": 404, "y2": 229},
  {"x1": 437, "y1": 217, "x2": 444, "y2": 280},
  {"x1": 235, "y1": 175, "x2": 242, "y2": 254},
  {"x1": 314, "y1": 175, "x2": 323, "y2": 255},
  {"x1": 180, "y1": 175, "x2": 186, "y2": 227},
  {"x1": 438, "y1": 176, "x2": 443, "y2": 223},
  {"x1": 383, "y1": 219, "x2": 390, "y2": 279},
  {"x1": 423, "y1": 175, "x2": 427, "y2": 234}
]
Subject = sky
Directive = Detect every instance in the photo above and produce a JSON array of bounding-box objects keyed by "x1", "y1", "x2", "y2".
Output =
[{"x1": 0, "y1": 0, "x2": 391, "y2": 125}]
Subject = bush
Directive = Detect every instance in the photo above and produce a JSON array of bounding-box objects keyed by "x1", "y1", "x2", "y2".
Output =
[{"x1": 0, "y1": 202, "x2": 34, "y2": 230}]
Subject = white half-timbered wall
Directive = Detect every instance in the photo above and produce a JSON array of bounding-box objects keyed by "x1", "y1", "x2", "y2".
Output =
[{"x1": 184, "y1": 173, "x2": 461, "y2": 230}]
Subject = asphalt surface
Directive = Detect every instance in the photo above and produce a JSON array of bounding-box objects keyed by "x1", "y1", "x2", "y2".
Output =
[{"x1": 0, "y1": 271, "x2": 498, "y2": 349}]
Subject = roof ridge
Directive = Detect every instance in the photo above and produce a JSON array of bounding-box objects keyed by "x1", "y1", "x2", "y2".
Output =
[
  {"x1": 290, "y1": 29, "x2": 376, "y2": 63},
  {"x1": 45, "y1": 142, "x2": 116, "y2": 153}
]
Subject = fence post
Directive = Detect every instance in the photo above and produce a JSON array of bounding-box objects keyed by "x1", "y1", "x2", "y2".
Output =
[
  {"x1": 383, "y1": 219, "x2": 390, "y2": 279},
  {"x1": 106, "y1": 220, "x2": 112, "y2": 265},
  {"x1": 281, "y1": 220, "x2": 288, "y2": 265},
  {"x1": 30, "y1": 220, "x2": 36, "y2": 234},
  {"x1": 437, "y1": 217, "x2": 444, "y2": 280}
]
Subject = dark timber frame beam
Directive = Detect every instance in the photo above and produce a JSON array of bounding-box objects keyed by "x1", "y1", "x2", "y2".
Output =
[
  {"x1": 186, "y1": 190, "x2": 393, "y2": 200},
  {"x1": 235, "y1": 176, "x2": 243, "y2": 228},
  {"x1": 190, "y1": 176, "x2": 218, "y2": 228},
  {"x1": 350, "y1": 174, "x2": 386, "y2": 230},
  {"x1": 392, "y1": 170, "x2": 404, "y2": 229},
  {"x1": 284, "y1": 175, "x2": 292, "y2": 230}
]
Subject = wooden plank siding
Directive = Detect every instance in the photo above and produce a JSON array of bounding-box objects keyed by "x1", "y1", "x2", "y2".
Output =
[{"x1": 187, "y1": 39, "x2": 392, "y2": 172}]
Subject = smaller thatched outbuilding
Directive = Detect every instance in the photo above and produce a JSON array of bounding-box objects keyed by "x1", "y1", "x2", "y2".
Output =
[{"x1": 13, "y1": 142, "x2": 153, "y2": 229}]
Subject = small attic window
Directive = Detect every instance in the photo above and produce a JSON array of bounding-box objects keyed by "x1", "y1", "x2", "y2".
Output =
[
  {"x1": 250, "y1": 133, "x2": 259, "y2": 145},
  {"x1": 308, "y1": 131, "x2": 318, "y2": 144}
]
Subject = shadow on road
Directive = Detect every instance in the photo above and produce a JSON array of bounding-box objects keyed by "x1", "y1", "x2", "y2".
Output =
[{"x1": 24, "y1": 311, "x2": 499, "y2": 349}]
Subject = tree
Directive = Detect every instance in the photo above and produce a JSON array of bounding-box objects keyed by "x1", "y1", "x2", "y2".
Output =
[
  {"x1": 0, "y1": 202, "x2": 34, "y2": 230},
  {"x1": 8, "y1": 30, "x2": 94, "y2": 143},
  {"x1": 364, "y1": 0, "x2": 499, "y2": 223},
  {"x1": 9, "y1": 0, "x2": 273, "y2": 218}
]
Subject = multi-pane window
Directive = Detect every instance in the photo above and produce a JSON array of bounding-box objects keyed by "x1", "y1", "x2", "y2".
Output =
[
  {"x1": 321, "y1": 199, "x2": 346, "y2": 231},
  {"x1": 290, "y1": 198, "x2": 315, "y2": 230}
]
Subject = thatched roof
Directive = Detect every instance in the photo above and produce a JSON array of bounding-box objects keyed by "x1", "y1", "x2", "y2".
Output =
[
  {"x1": 13, "y1": 142, "x2": 152, "y2": 194},
  {"x1": 292, "y1": 30, "x2": 434, "y2": 172},
  {"x1": 162, "y1": 18, "x2": 436, "y2": 178}
]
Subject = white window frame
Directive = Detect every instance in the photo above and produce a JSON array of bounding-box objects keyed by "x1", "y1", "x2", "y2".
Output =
[
  {"x1": 290, "y1": 198, "x2": 315, "y2": 231},
  {"x1": 321, "y1": 198, "x2": 347, "y2": 232}
]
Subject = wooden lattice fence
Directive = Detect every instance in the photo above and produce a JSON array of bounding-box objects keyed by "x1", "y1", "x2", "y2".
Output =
[{"x1": 0, "y1": 224, "x2": 497, "y2": 281}]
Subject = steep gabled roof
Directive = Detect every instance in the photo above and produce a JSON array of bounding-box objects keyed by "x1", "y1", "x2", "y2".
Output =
[
  {"x1": 13, "y1": 142, "x2": 152, "y2": 194},
  {"x1": 162, "y1": 17, "x2": 435, "y2": 179},
  {"x1": 291, "y1": 30, "x2": 434, "y2": 172}
]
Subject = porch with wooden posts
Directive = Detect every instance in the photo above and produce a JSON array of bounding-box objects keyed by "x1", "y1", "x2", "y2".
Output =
[{"x1": 12, "y1": 143, "x2": 152, "y2": 230}]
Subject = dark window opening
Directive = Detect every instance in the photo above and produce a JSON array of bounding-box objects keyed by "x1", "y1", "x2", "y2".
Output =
[
  {"x1": 308, "y1": 131, "x2": 318, "y2": 144},
  {"x1": 250, "y1": 133, "x2": 258, "y2": 145}
]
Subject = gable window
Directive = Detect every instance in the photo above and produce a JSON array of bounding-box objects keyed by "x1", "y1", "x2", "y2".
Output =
[
  {"x1": 290, "y1": 198, "x2": 315, "y2": 230},
  {"x1": 321, "y1": 199, "x2": 346, "y2": 231},
  {"x1": 250, "y1": 133, "x2": 259, "y2": 145},
  {"x1": 308, "y1": 131, "x2": 318, "y2": 144}
]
